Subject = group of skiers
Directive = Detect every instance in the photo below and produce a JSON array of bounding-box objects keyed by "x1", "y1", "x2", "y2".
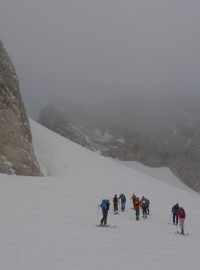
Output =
[
  {"x1": 171, "y1": 203, "x2": 186, "y2": 234},
  {"x1": 99, "y1": 195, "x2": 186, "y2": 235},
  {"x1": 112, "y1": 194, "x2": 127, "y2": 213},
  {"x1": 99, "y1": 193, "x2": 150, "y2": 226},
  {"x1": 131, "y1": 194, "x2": 150, "y2": 220}
]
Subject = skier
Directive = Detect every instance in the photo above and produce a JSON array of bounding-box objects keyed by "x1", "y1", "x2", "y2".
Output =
[
  {"x1": 119, "y1": 193, "x2": 126, "y2": 212},
  {"x1": 171, "y1": 203, "x2": 179, "y2": 225},
  {"x1": 113, "y1": 194, "x2": 119, "y2": 214},
  {"x1": 100, "y1": 199, "x2": 110, "y2": 226},
  {"x1": 133, "y1": 197, "x2": 140, "y2": 220},
  {"x1": 176, "y1": 206, "x2": 186, "y2": 234},
  {"x1": 131, "y1": 194, "x2": 137, "y2": 209},
  {"x1": 140, "y1": 196, "x2": 149, "y2": 218}
]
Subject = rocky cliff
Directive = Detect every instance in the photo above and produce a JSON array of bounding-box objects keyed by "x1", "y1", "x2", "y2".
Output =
[{"x1": 0, "y1": 40, "x2": 41, "y2": 175}]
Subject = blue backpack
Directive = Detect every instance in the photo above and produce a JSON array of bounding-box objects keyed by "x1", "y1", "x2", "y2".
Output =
[{"x1": 101, "y1": 199, "x2": 108, "y2": 210}]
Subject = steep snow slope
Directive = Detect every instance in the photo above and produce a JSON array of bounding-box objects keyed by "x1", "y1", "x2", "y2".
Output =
[{"x1": 0, "y1": 119, "x2": 199, "y2": 270}]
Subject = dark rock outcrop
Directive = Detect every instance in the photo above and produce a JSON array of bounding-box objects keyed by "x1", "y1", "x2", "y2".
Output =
[{"x1": 0, "y1": 40, "x2": 41, "y2": 175}]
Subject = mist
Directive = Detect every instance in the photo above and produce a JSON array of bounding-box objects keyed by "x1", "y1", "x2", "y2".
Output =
[{"x1": 0, "y1": 0, "x2": 200, "y2": 123}]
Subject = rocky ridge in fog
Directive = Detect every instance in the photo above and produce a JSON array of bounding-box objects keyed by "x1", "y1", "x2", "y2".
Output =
[
  {"x1": 38, "y1": 103, "x2": 200, "y2": 192},
  {"x1": 0, "y1": 40, "x2": 41, "y2": 175}
]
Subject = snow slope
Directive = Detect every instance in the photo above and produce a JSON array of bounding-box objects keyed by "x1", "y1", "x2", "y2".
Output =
[
  {"x1": 0, "y1": 119, "x2": 199, "y2": 270},
  {"x1": 121, "y1": 161, "x2": 193, "y2": 192}
]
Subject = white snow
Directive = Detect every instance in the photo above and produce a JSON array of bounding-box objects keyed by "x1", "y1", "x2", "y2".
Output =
[
  {"x1": 121, "y1": 161, "x2": 193, "y2": 193},
  {"x1": 0, "y1": 119, "x2": 199, "y2": 270}
]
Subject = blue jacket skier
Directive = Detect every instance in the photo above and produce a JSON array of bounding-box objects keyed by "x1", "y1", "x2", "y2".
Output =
[
  {"x1": 100, "y1": 199, "x2": 110, "y2": 226},
  {"x1": 119, "y1": 193, "x2": 126, "y2": 212}
]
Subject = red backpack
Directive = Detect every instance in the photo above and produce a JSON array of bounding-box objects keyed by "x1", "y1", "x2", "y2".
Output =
[{"x1": 179, "y1": 207, "x2": 185, "y2": 218}]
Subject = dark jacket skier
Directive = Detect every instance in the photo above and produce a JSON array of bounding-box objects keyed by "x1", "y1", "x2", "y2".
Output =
[
  {"x1": 113, "y1": 195, "x2": 119, "y2": 213},
  {"x1": 140, "y1": 196, "x2": 149, "y2": 218}
]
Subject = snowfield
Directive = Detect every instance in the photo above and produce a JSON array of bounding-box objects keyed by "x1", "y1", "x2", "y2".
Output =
[
  {"x1": 0, "y1": 119, "x2": 199, "y2": 270},
  {"x1": 121, "y1": 161, "x2": 194, "y2": 193}
]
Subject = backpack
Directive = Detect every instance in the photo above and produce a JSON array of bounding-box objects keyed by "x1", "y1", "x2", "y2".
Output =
[
  {"x1": 179, "y1": 207, "x2": 185, "y2": 218},
  {"x1": 134, "y1": 198, "x2": 140, "y2": 208},
  {"x1": 101, "y1": 199, "x2": 108, "y2": 210},
  {"x1": 120, "y1": 194, "x2": 126, "y2": 202},
  {"x1": 113, "y1": 196, "x2": 118, "y2": 204}
]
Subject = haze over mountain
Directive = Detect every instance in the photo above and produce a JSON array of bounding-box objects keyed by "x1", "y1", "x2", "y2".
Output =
[
  {"x1": 38, "y1": 100, "x2": 200, "y2": 192},
  {"x1": 0, "y1": 1, "x2": 200, "y2": 120}
]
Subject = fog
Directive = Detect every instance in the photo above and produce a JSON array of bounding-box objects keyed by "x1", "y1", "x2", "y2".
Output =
[{"x1": 0, "y1": 0, "x2": 200, "y2": 122}]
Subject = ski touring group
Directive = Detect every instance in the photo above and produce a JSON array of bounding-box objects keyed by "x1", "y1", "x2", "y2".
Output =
[
  {"x1": 98, "y1": 194, "x2": 187, "y2": 235},
  {"x1": 99, "y1": 194, "x2": 150, "y2": 225}
]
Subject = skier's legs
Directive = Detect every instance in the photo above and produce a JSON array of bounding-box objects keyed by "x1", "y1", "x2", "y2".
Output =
[
  {"x1": 121, "y1": 201, "x2": 125, "y2": 211},
  {"x1": 101, "y1": 210, "x2": 104, "y2": 225},
  {"x1": 179, "y1": 218, "x2": 184, "y2": 233},
  {"x1": 135, "y1": 208, "x2": 140, "y2": 220},
  {"x1": 143, "y1": 206, "x2": 147, "y2": 218},
  {"x1": 173, "y1": 213, "x2": 176, "y2": 224},
  {"x1": 114, "y1": 203, "x2": 118, "y2": 212},
  {"x1": 100, "y1": 217, "x2": 104, "y2": 225},
  {"x1": 101, "y1": 209, "x2": 108, "y2": 225},
  {"x1": 104, "y1": 210, "x2": 108, "y2": 225},
  {"x1": 175, "y1": 214, "x2": 178, "y2": 225}
]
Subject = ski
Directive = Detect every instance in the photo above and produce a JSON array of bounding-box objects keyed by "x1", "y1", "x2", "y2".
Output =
[
  {"x1": 96, "y1": 224, "x2": 117, "y2": 228},
  {"x1": 174, "y1": 231, "x2": 189, "y2": 236}
]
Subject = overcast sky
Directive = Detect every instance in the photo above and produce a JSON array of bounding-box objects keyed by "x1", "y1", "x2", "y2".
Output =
[{"x1": 0, "y1": 0, "x2": 200, "y2": 119}]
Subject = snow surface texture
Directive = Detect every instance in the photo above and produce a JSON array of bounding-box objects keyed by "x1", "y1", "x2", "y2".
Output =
[{"x1": 0, "y1": 119, "x2": 199, "y2": 270}]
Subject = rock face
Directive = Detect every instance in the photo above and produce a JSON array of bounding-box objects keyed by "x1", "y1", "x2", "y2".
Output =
[
  {"x1": 0, "y1": 40, "x2": 41, "y2": 175},
  {"x1": 38, "y1": 102, "x2": 200, "y2": 192}
]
